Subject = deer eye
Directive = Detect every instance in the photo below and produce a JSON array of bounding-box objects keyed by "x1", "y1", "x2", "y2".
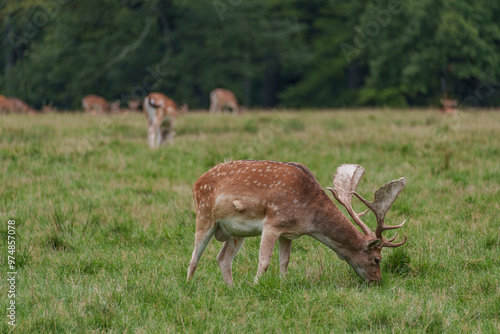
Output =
[{"x1": 374, "y1": 258, "x2": 380, "y2": 265}]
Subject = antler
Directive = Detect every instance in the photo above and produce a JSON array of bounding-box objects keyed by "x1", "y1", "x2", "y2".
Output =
[
  {"x1": 352, "y1": 177, "x2": 407, "y2": 247},
  {"x1": 327, "y1": 164, "x2": 407, "y2": 248},
  {"x1": 326, "y1": 164, "x2": 375, "y2": 238}
]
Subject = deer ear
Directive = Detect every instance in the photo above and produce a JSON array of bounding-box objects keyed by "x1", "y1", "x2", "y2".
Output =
[{"x1": 366, "y1": 238, "x2": 381, "y2": 250}]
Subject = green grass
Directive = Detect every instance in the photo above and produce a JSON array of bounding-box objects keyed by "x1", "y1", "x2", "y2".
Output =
[{"x1": 1, "y1": 109, "x2": 499, "y2": 333}]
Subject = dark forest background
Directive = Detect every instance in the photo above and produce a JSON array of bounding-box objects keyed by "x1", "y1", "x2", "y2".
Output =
[{"x1": 1, "y1": 0, "x2": 500, "y2": 110}]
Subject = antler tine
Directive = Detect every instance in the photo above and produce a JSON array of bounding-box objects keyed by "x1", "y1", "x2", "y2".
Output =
[
  {"x1": 385, "y1": 232, "x2": 398, "y2": 243},
  {"x1": 358, "y1": 209, "x2": 370, "y2": 218},
  {"x1": 352, "y1": 177, "x2": 408, "y2": 248},
  {"x1": 382, "y1": 233, "x2": 407, "y2": 247},
  {"x1": 376, "y1": 219, "x2": 406, "y2": 234},
  {"x1": 328, "y1": 164, "x2": 375, "y2": 238}
]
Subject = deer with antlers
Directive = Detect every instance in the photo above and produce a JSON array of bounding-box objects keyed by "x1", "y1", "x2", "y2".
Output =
[{"x1": 187, "y1": 160, "x2": 408, "y2": 284}]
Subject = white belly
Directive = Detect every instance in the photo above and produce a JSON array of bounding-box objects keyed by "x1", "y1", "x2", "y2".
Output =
[{"x1": 217, "y1": 217, "x2": 264, "y2": 237}]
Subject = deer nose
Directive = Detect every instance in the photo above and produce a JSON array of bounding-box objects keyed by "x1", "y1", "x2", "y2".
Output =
[{"x1": 367, "y1": 276, "x2": 382, "y2": 284}]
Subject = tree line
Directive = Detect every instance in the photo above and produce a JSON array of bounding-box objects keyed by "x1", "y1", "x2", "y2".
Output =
[{"x1": 1, "y1": 0, "x2": 500, "y2": 110}]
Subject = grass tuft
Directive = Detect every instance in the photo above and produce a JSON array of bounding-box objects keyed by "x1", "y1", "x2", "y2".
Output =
[{"x1": 384, "y1": 248, "x2": 412, "y2": 276}]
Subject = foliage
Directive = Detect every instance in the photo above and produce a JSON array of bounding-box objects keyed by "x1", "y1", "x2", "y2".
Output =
[{"x1": 1, "y1": 0, "x2": 500, "y2": 108}]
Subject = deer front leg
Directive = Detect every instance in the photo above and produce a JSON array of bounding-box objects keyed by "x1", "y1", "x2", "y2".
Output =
[
  {"x1": 187, "y1": 219, "x2": 216, "y2": 281},
  {"x1": 278, "y1": 237, "x2": 292, "y2": 278},
  {"x1": 148, "y1": 124, "x2": 156, "y2": 148},
  {"x1": 155, "y1": 123, "x2": 162, "y2": 148},
  {"x1": 255, "y1": 228, "x2": 279, "y2": 283},
  {"x1": 217, "y1": 237, "x2": 245, "y2": 285}
]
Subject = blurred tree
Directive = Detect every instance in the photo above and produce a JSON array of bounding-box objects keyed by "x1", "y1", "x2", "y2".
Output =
[
  {"x1": 164, "y1": 0, "x2": 306, "y2": 108},
  {"x1": 360, "y1": 0, "x2": 500, "y2": 107},
  {"x1": 4, "y1": 0, "x2": 168, "y2": 108},
  {"x1": 0, "y1": 0, "x2": 499, "y2": 109},
  {"x1": 279, "y1": 1, "x2": 367, "y2": 107}
]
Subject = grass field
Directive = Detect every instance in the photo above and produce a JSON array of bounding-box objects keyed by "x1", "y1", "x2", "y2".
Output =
[{"x1": 1, "y1": 109, "x2": 499, "y2": 333}]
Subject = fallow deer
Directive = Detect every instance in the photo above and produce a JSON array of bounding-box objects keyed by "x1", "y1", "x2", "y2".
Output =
[
  {"x1": 41, "y1": 101, "x2": 55, "y2": 114},
  {"x1": 82, "y1": 95, "x2": 120, "y2": 115},
  {"x1": 0, "y1": 95, "x2": 15, "y2": 114},
  {"x1": 440, "y1": 99, "x2": 458, "y2": 115},
  {"x1": 209, "y1": 88, "x2": 240, "y2": 114},
  {"x1": 187, "y1": 160, "x2": 408, "y2": 285},
  {"x1": 127, "y1": 99, "x2": 142, "y2": 112},
  {"x1": 179, "y1": 103, "x2": 189, "y2": 115},
  {"x1": 143, "y1": 92, "x2": 179, "y2": 148},
  {"x1": 0, "y1": 95, "x2": 36, "y2": 114}
]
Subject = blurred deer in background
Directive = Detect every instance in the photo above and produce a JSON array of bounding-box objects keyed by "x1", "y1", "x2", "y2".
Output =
[
  {"x1": 209, "y1": 88, "x2": 240, "y2": 114},
  {"x1": 127, "y1": 99, "x2": 142, "y2": 112},
  {"x1": 143, "y1": 92, "x2": 179, "y2": 148},
  {"x1": 178, "y1": 103, "x2": 189, "y2": 115},
  {"x1": 0, "y1": 95, "x2": 15, "y2": 114},
  {"x1": 440, "y1": 99, "x2": 458, "y2": 115},
  {"x1": 0, "y1": 95, "x2": 36, "y2": 114},
  {"x1": 82, "y1": 95, "x2": 120, "y2": 114},
  {"x1": 41, "y1": 101, "x2": 56, "y2": 114},
  {"x1": 187, "y1": 160, "x2": 408, "y2": 285}
]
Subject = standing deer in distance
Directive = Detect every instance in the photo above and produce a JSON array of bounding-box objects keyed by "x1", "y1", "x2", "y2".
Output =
[
  {"x1": 143, "y1": 92, "x2": 181, "y2": 148},
  {"x1": 82, "y1": 94, "x2": 120, "y2": 115},
  {"x1": 209, "y1": 88, "x2": 240, "y2": 114},
  {"x1": 187, "y1": 160, "x2": 408, "y2": 285}
]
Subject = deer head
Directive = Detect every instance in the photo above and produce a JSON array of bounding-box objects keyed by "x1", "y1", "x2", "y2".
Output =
[{"x1": 323, "y1": 164, "x2": 406, "y2": 281}]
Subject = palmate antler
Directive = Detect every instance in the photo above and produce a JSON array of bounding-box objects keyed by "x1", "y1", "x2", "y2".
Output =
[{"x1": 326, "y1": 164, "x2": 407, "y2": 248}]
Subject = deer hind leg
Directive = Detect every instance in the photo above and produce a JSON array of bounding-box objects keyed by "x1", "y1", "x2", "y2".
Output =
[
  {"x1": 217, "y1": 237, "x2": 245, "y2": 285},
  {"x1": 162, "y1": 118, "x2": 176, "y2": 144},
  {"x1": 230, "y1": 103, "x2": 238, "y2": 114},
  {"x1": 187, "y1": 219, "x2": 216, "y2": 281},
  {"x1": 255, "y1": 227, "x2": 280, "y2": 283},
  {"x1": 278, "y1": 237, "x2": 292, "y2": 278}
]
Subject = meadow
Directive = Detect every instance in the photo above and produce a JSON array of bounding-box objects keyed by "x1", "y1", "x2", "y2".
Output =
[{"x1": 0, "y1": 109, "x2": 499, "y2": 333}]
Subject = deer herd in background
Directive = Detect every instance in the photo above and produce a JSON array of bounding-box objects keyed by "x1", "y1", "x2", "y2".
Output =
[
  {"x1": 2, "y1": 88, "x2": 456, "y2": 148},
  {"x1": 142, "y1": 88, "x2": 239, "y2": 148},
  {"x1": 0, "y1": 88, "x2": 240, "y2": 148},
  {"x1": 0, "y1": 95, "x2": 52, "y2": 115}
]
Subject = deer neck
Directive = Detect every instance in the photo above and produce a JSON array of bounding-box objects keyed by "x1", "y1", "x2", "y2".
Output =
[{"x1": 308, "y1": 193, "x2": 366, "y2": 258}]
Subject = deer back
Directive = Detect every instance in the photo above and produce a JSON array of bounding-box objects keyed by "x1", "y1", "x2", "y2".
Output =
[{"x1": 193, "y1": 160, "x2": 340, "y2": 229}]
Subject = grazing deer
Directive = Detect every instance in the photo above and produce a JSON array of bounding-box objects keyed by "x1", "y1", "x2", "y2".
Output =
[
  {"x1": 0, "y1": 95, "x2": 36, "y2": 114},
  {"x1": 143, "y1": 92, "x2": 179, "y2": 148},
  {"x1": 41, "y1": 101, "x2": 56, "y2": 114},
  {"x1": 187, "y1": 160, "x2": 408, "y2": 285},
  {"x1": 8, "y1": 97, "x2": 37, "y2": 114},
  {"x1": 209, "y1": 88, "x2": 240, "y2": 114},
  {"x1": 179, "y1": 103, "x2": 189, "y2": 115},
  {"x1": 440, "y1": 99, "x2": 458, "y2": 115},
  {"x1": 127, "y1": 99, "x2": 142, "y2": 112},
  {"x1": 0, "y1": 95, "x2": 15, "y2": 114},
  {"x1": 82, "y1": 95, "x2": 120, "y2": 115}
]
